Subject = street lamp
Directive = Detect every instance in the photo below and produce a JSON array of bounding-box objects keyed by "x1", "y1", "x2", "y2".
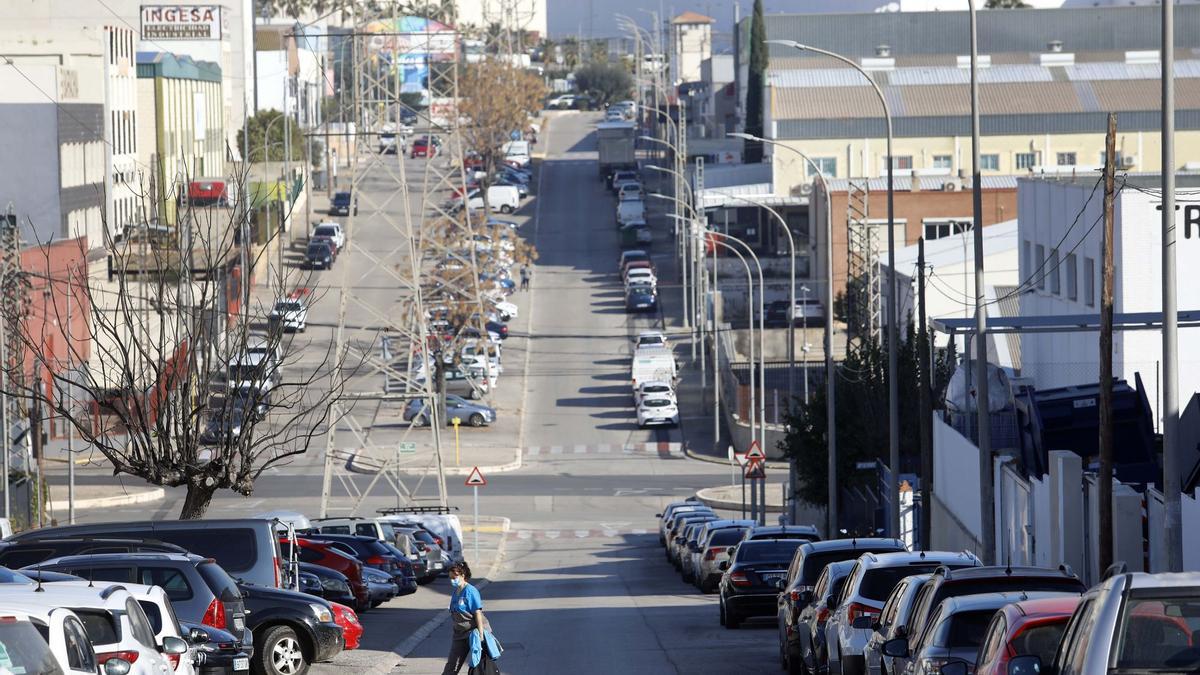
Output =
[
  {"x1": 729, "y1": 131, "x2": 838, "y2": 538},
  {"x1": 767, "y1": 39, "x2": 901, "y2": 540}
]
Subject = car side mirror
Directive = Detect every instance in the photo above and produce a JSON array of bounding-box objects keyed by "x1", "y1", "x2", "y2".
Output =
[
  {"x1": 852, "y1": 616, "x2": 874, "y2": 629},
  {"x1": 939, "y1": 663, "x2": 969, "y2": 675},
  {"x1": 187, "y1": 627, "x2": 210, "y2": 645},
  {"x1": 1008, "y1": 655, "x2": 1046, "y2": 675},
  {"x1": 881, "y1": 637, "x2": 909, "y2": 658},
  {"x1": 159, "y1": 636, "x2": 188, "y2": 655},
  {"x1": 104, "y1": 658, "x2": 132, "y2": 675},
  {"x1": 719, "y1": 561, "x2": 729, "y2": 571}
]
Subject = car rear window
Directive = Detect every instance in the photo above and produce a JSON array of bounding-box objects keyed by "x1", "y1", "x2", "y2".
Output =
[
  {"x1": 74, "y1": 609, "x2": 120, "y2": 645},
  {"x1": 708, "y1": 528, "x2": 748, "y2": 546},
  {"x1": 940, "y1": 577, "x2": 1084, "y2": 605},
  {"x1": 1115, "y1": 594, "x2": 1200, "y2": 670},
  {"x1": 149, "y1": 529, "x2": 258, "y2": 574},
  {"x1": 197, "y1": 561, "x2": 243, "y2": 600},
  {"x1": 363, "y1": 540, "x2": 393, "y2": 556},
  {"x1": 0, "y1": 546, "x2": 59, "y2": 568},
  {"x1": 140, "y1": 566, "x2": 194, "y2": 602},
  {"x1": 860, "y1": 565, "x2": 963, "y2": 602},
  {"x1": 736, "y1": 540, "x2": 805, "y2": 564},
  {"x1": 800, "y1": 547, "x2": 904, "y2": 586},
  {"x1": 1011, "y1": 622, "x2": 1068, "y2": 663},
  {"x1": 0, "y1": 621, "x2": 63, "y2": 675},
  {"x1": 935, "y1": 609, "x2": 998, "y2": 649}
]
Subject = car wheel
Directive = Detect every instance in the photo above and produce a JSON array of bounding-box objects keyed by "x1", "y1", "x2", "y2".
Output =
[
  {"x1": 499, "y1": 205, "x2": 513, "y2": 214},
  {"x1": 725, "y1": 608, "x2": 741, "y2": 629},
  {"x1": 254, "y1": 625, "x2": 309, "y2": 675},
  {"x1": 469, "y1": 413, "x2": 485, "y2": 427},
  {"x1": 413, "y1": 414, "x2": 428, "y2": 426}
]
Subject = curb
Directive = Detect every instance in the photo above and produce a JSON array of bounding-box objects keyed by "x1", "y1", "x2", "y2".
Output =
[
  {"x1": 345, "y1": 451, "x2": 523, "y2": 477},
  {"x1": 361, "y1": 517, "x2": 510, "y2": 675},
  {"x1": 682, "y1": 446, "x2": 789, "y2": 470},
  {"x1": 695, "y1": 485, "x2": 784, "y2": 514},
  {"x1": 49, "y1": 488, "x2": 165, "y2": 512}
]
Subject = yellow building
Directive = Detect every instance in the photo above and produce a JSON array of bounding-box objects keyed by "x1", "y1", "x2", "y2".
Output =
[{"x1": 762, "y1": 53, "x2": 1200, "y2": 197}]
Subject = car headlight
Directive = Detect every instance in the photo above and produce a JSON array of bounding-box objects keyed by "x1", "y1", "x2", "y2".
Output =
[
  {"x1": 309, "y1": 603, "x2": 333, "y2": 623},
  {"x1": 321, "y1": 578, "x2": 351, "y2": 594}
]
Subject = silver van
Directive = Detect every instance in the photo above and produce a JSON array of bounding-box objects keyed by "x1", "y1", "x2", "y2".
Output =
[{"x1": 6, "y1": 519, "x2": 284, "y2": 589}]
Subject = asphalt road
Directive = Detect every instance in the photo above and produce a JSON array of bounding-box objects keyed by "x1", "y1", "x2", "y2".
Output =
[{"x1": 396, "y1": 112, "x2": 778, "y2": 673}]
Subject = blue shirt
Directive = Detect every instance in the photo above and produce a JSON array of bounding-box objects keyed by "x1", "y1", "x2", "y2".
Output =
[{"x1": 451, "y1": 583, "x2": 483, "y2": 616}]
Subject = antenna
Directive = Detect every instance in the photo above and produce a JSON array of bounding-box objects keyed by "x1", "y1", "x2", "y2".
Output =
[
  {"x1": 34, "y1": 572, "x2": 43, "y2": 593},
  {"x1": 1004, "y1": 552, "x2": 1013, "y2": 576},
  {"x1": 88, "y1": 566, "x2": 95, "y2": 588}
]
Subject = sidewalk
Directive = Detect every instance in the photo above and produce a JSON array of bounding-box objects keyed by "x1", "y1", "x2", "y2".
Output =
[
  {"x1": 696, "y1": 482, "x2": 784, "y2": 513},
  {"x1": 46, "y1": 482, "x2": 164, "y2": 515}
]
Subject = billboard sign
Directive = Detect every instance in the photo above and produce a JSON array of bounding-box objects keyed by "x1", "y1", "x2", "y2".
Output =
[
  {"x1": 140, "y1": 5, "x2": 226, "y2": 40},
  {"x1": 363, "y1": 16, "x2": 458, "y2": 94}
]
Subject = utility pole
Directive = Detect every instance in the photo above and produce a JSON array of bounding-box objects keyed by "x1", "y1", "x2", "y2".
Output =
[
  {"x1": 918, "y1": 237, "x2": 933, "y2": 549},
  {"x1": 31, "y1": 361, "x2": 42, "y2": 528},
  {"x1": 1099, "y1": 113, "x2": 1117, "y2": 572},
  {"x1": 1161, "y1": 0, "x2": 1184, "y2": 573},
  {"x1": 66, "y1": 273, "x2": 75, "y2": 524}
]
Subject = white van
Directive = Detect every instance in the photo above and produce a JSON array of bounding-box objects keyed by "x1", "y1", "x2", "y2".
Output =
[
  {"x1": 502, "y1": 139, "x2": 531, "y2": 167},
  {"x1": 631, "y1": 346, "x2": 677, "y2": 390},
  {"x1": 378, "y1": 511, "x2": 465, "y2": 564},
  {"x1": 616, "y1": 199, "x2": 645, "y2": 226},
  {"x1": 467, "y1": 185, "x2": 521, "y2": 214}
]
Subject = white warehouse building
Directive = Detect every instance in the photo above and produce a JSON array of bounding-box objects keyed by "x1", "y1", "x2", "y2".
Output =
[{"x1": 1018, "y1": 174, "x2": 1200, "y2": 427}]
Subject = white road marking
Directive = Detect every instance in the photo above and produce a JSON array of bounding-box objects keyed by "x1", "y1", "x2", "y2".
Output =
[{"x1": 573, "y1": 444, "x2": 587, "y2": 454}]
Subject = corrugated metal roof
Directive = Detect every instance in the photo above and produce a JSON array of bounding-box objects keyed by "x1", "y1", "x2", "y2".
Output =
[
  {"x1": 776, "y1": 109, "x2": 1200, "y2": 140},
  {"x1": 824, "y1": 175, "x2": 1019, "y2": 192},
  {"x1": 757, "y1": 5, "x2": 1200, "y2": 61},
  {"x1": 767, "y1": 69, "x2": 874, "y2": 88},
  {"x1": 888, "y1": 64, "x2": 1053, "y2": 87},
  {"x1": 993, "y1": 285, "x2": 1023, "y2": 370}
]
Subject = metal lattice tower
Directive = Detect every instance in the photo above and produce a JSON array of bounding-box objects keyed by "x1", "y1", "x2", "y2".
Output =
[
  {"x1": 845, "y1": 179, "x2": 880, "y2": 343},
  {"x1": 0, "y1": 208, "x2": 25, "y2": 475}
]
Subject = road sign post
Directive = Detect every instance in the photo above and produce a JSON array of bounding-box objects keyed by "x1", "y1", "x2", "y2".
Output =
[
  {"x1": 731, "y1": 446, "x2": 748, "y2": 518},
  {"x1": 744, "y1": 442, "x2": 766, "y2": 524},
  {"x1": 451, "y1": 417, "x2": 462, "y2": 466},
  {"x1": 465, "y1": 467, "x2": 487, "y2": 562}
]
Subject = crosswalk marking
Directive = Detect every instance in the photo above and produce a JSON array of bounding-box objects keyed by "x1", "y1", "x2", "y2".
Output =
[
  {"x1": 510, "y1": 527, "x2": 657, "y2": 541},
  {"x1": 524, "y1": 442, "x2": 683, "y2": 458}
]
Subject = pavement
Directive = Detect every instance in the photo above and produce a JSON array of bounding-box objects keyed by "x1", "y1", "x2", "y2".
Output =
[{"x1": 696, "y1": 482, "x2": 785, "y2": 514}]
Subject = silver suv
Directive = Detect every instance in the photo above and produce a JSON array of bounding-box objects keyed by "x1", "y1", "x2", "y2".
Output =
[
  {"x1": 826, "y1": 551, "x2": 979, "y2": 675},
  {"x1": 1006, "y1": 569, "x2": 1200, "y2": 675}
]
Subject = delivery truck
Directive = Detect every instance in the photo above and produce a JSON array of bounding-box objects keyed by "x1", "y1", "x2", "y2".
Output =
[{"x1": 597, "y1": 121, "x2": 636, "y2": 181}]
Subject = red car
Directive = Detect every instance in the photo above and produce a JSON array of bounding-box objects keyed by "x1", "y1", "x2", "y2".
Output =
[
  {"x1": 973, "y1": 596, "x2": 1081, "y2": 675},
  {"x1": 410, "y1": 137, "x2": 438, "y2": 158},
  {"x1": 281, "y1": 537, "x2": 371, "y2": 612},
  {"x1": 330, "y1": 602, "x2": 362, "y2": 650}
]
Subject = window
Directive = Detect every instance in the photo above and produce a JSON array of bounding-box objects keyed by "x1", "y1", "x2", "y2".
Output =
[
  {"x1": 140, "y1": 567, "x2": 194, "y2": 602},
  {"x1": 1035, "y1": 244, "x2": 1046, "y2": 289},
  {"x1": 932, "y1": 155, "x2": 952, "y2": 169},
  {"x1": 356, "y1": 523, "x2": 378, "y2": 537},
  {"x1": 886, "y1": 155, "x2": 913, "y2": 170},
  {"x1": 1016, "y1": 152, "x2": 1039, "y2": 170},
  {"x1": 68, "y1": 566, "x2": 135, "y2": 583},
  {"x1": 1023, "y1": 240, "x2": 1032, "y2": 277},
  {"x1": 1066, "y1": 253, "x2": 1078, "y2": 300},
  {"x1": 924, "y1": 219, "x2": 972, "y2": 240},
  {"x1": 980, "y1": 154, "x2": 1000, "y2": 171},
  {"x1": 811, "y1": 157, "x2": 836, "y2": 177},
  {"x1": 1085, "y1": 257, "x2": 1096, "y2": 306},
  {"x1": 1057, "y1": 152, "x2": 1077, "y2": 166},
  {"x1": 976, "y1": 613, "x2": 1010, "y2": 672},
  {"x1": 1049, "y1": 248, "x2": 1061, "y2": 294},
  {"x1": 63, "y1": 616, "x2": 96, "y2": 672}
]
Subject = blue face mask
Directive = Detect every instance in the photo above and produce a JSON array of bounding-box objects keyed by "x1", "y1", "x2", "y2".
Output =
[{"x1": 451, "y1": 576, "x2": 463, "y2": 588}]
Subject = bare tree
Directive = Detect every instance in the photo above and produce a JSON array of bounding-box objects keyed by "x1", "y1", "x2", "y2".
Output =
[{"x1": 2, "y1": 163, "x2": 356, "y2": 519}]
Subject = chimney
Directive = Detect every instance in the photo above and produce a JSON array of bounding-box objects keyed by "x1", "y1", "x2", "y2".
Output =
[
  {"x1": 1047, "y1": 40, "x2": 1064, "y2": 53},
  {"x1": 876, "y1": 44, "x2": 891, "y2": 57}
]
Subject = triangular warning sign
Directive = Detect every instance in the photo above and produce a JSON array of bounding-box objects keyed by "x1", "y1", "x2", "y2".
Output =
[
  {"x1": 745, "y1": 440, "x2": 766, "y2": 462},
  {"x1": 464, "y1": 467, "x2": 487, "y2": 487},
  {"x1": 744, "y1": 461, "x2": 766, "y2": 480}
]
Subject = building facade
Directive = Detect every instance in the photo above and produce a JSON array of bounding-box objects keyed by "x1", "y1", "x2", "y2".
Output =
[
  {"x1": 255, "y1": 22, "x2": 324, "y2": 128},
  {"x1": 0, "y1": 31, "x2": 106, "y2": 247},
  {"x1": 106, "y1": 25, "x2": 141, "y2": 239},
  {"x1": 670, "y1": 11, "x2": 713, "y2": 87},
  {"x1": 137, "y1": 51, "x2": 224, "y2": 225}
]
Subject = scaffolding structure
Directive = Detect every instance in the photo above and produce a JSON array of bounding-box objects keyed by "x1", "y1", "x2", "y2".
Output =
[{"x1": 845, "y1": 179, "x2": 881, "y2": 343}]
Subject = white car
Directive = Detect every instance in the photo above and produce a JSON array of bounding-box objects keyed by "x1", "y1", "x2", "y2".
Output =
[
  {"x1": 310, "y1": 221, "x2": 345, "y2": 250},
  {"x1": 491, "y1": 298, "x2": 519, "y2": 321},
  {"x1": 625, "y1": 268, "x2": 657, "y2": 287},
  {"x1": 2, "y1": 581, "x2": 183, "y2": 675},
  {"x1": 124, "y1": 584, "x2": 198, "y2": 675},
  {"x1": 634, "y1": 379, "x2": 675, "y2": 405},
  {"x1": 637, "y1": 397, "x2": 679, "y2": 428},
  {"x1": 0, "y1": 601, "x2": 118, "y2": 675},
  {"x1": 635, "y1": 331, "x2": 668, "y2": 350},
  {"x1": 269, "y1": 298, "x2": 308, "y2": 332}
]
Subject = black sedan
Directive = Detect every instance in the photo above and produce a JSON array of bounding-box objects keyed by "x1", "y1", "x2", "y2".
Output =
[
  {"x1": 719, "y1": 539, "x2": 808, "y2": 629},
  {"x1": 626, "y1": 287, "x2": 658, "y2": 313},
  {"x1": 237, "y1": 583, "x2": 343, "y2": 673},
  {"x1": 181, "y1": 621, "x2": 251, "y2": 675},
  {"x1": 297, "y1": 562, "x2": 356, "y2": 607}
]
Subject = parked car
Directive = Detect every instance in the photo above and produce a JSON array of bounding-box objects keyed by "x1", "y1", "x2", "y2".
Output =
[
  {"x1": 617, "y1": 182, "x2": 643, "y2": 201},
  {"x1": 886, "y1": 591, "x2": 1074, "y2": 675},
  {"x1": 7, "y1": 520, "x2": 286, "y2": 591},
  {"x1": 200, "y1": 406, "x2": 251, "y2": 445},
  {"x1": 0, "y1": 537, "x2": 187, "y2": 569},
  {"x1": 374, "y1": 509, "x2": 465, "y2": 566},
  {"x1": 636, "y1": 396, "x2": 678, "y2": 428},
  {"x1": 719, "y1": 538, "x2": 810, "y2": 629},
  {"x1": 410, "y1": 135, "x2": 441, "y2": 158},
  {"x1": 969, "y1": 596, "x2": 1081, "y2": 675},
  {"x1": 777, "y1": 538, "x2": 909, "y2": 674},
  {"x1": 304, "y1": 241, "x2": 334, "y2": 270},
  {"x1": 766, "y1": 298, "x2": 826, "y2": 328},
  {"x1": 180, "y1": 621, "x2": 251, "y2": 675},
  {"x1": 1005, "y1": 569, "x2": 1200, "y2": 675},
  {"x1": 692, "y1": 521, "x2": 756, "y2": 593},
  {"x1": 742, "y1": 524, "x2": 822, "y2": 544},
  {"x1": 0, "y1": 603, "x2": 117, "y2": 675},
  {"x1": 889, "y1": 565, "x2": 1087, "y2": 675},
  {"x1": 676, "y1": 522, "x2": 711, "y2": 584},
  {"x1": 362, "y1": 566, "x2": 398, "y2": 607},
  {"x1": 278, "y1": 537, "x2": 370, "y2": 612},
  {"x1": 789, "y1": 561, "x2": 858, "y2": 675},
  {"x1": 635, "y1": 331, "x2": 668, "y2": 351},
  {"x1": 383, "y1": 523, "x2": 448, "y2": 580},
  {"x1": 404, "y1": 395, "x2": 495, "y2": 427},
  {"x1": 236, "y1": 582, "x2": 343, "y2": 675},
  {"x1": 667, "y1": 513, "x2": 719, "y2": 568},
  {"x1": 826, "y1": 550, "x2": 980, "y2": 675},
  {"x1": 865, "y1": 574, "x2": 934, "y2": 675},
  {"x1": 657, "y1": 502, "x2": 711, "y2": 546},
  {"x1": 625, "y1": 287, "x2": 657, "y2": 313},
  {"x1": 297, "y1": 534, "x2": 415, "y2": 595},
  {"x1": 330, "y1": 191, "x2": 356, "y2": 216},
  {"x1": 296, "y1": 563, "x2": 355, "y2": 607},
  {"x1": 309, "y1": 222, "x2": 345, "y2": 250},
  {"x1": 328, "y1": 603, "x2": 360, "y2": 651},
  {"x1": 23, "y1": 552, "x2": 252, "y2": 646},
  {"x1": 609, "y1": 170, "x2": 639, "y2": 192},
  {"x1": 633, "y1": 380, "x2": 675, "y2": 406},
  {"x1": 464, "y1": 185, "x2": 520, "y2": 214},
  {"x1": 126, "y1": 583, "x2": 200, "y2": 675},
  {"x1": 269, "y1": 298, "x2": 308, "y2": 333},
  {"x1": 620, "y1": 222, "x2": 652, "y2": 247}
]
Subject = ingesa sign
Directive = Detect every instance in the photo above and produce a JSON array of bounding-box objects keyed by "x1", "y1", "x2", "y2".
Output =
[{"x1": 141, "y1": 5, "x2": 227, "y2": 40}]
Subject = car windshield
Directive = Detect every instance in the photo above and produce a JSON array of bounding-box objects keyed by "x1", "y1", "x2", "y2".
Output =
[
  {"x1": 314, "y1": 226, "x2": 336, "y2": 237},
  {"x1": 275, "y1": 301, "x2": 301, "y2": 313},
  {"x1": 1114, "y1": 595, "x2": 1200, "y2": 670},
  {"x1": 643, "y1": 384, "x2": 671, "y2": 394},
  {"x1": 308, "y1": 242, "x2": 329, "y2": 253},
  {"x1": 736, "y1": 540, "x2": 805, "y2": 564},
  {"x1": 643, "y1": 399, "x2": 673, "y2": 408}
]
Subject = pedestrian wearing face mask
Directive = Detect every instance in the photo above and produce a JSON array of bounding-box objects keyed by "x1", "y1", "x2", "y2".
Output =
[{"x1": 442, "y1": 562, "x2": 489, "y2": 674}]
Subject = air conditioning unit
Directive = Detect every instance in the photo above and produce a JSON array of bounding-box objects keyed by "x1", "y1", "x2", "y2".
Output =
[
  {"x1": 795, "y1": 183, "x2": 814, "y2": 197},
  {"x1": 1120, "y1": 155, "x2": 1136, "y2": 168},
  {"x1": 942, "y1": 180, "x2": 961, "y2": 192}
]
